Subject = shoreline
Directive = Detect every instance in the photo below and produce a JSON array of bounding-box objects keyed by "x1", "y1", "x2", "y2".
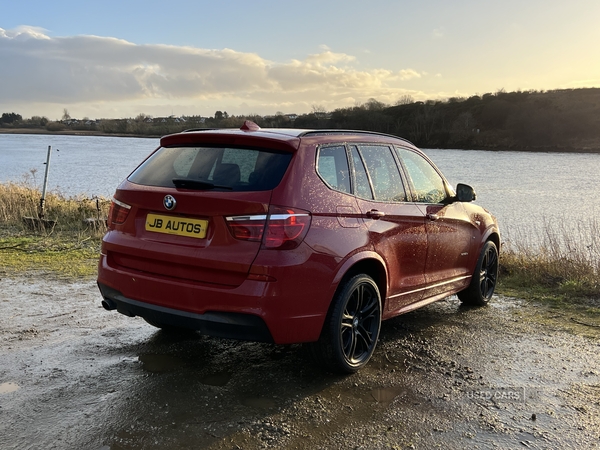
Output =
[
  {"x1": 1, "y1": 128, "x2": 600, "y2": 154},
  {"x1": 0, "y1": 128, "x2": 160, "y2": 139}
]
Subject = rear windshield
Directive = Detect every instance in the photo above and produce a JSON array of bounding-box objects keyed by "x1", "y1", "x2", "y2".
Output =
[{"x1": 128, "y1": 146, "x2": 292, "y2": 191}]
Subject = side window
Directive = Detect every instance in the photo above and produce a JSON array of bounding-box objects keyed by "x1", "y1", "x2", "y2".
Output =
[
  {"x1": 358, "y1": 145, "x2": 407, "y2": 202},
  {"x1": 317, "y1": 145, "x2": 351, "y2": 193},
  {"x1": 396, "y1": 148, "x2": 447, "y2": 203},
  {"x1": 350, "y1": 146, "x2": 374, "y2": 200}
]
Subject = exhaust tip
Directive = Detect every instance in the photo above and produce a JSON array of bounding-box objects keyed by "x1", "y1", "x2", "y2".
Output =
[{"x1": 102, "y1": 298, "x2": 117, "y2": 311}]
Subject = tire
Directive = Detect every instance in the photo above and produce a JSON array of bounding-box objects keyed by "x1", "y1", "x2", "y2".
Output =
[
  {"x1": 458, "y1": 241, "x2": 499, "y2": 306},
  {"x1": 309, "y1": 274, "x2": 382, "y2": 374}
]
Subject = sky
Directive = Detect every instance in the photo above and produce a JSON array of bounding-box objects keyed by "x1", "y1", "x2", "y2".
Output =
[{"x1": 1, "y1": 0, "x2": 600, "y2": 120}]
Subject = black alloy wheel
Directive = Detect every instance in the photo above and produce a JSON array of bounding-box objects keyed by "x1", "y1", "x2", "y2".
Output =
[
  {"x1": 458, "y1": 241, "x2": 499, "y2": 306},
  {"x1": 310, "y1": 274, "x2": 382, "y2": 373}
]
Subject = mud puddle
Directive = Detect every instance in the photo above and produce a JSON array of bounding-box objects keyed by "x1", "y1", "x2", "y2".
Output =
[{"x1": 1, "y1": 276, "x2": 599, "y2": 449}]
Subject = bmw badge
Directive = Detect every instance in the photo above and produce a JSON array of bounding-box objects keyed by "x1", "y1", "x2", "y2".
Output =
[{"x1": 163, "y1": 195, "x2": 176, "y2": 211}]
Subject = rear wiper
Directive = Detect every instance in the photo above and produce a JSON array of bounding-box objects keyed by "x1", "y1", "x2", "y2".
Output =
[{"x1": 172, "y1": 178, "x2": 233, "y2": 190}]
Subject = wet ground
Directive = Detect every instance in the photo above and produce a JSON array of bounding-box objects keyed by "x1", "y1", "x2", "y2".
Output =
[{"x1": 0, "y1": 275, "x2": 599, "y2": 450}]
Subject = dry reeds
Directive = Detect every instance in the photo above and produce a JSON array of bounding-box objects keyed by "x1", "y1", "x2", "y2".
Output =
[
  {"x1": 0, "y1": 181, "x2": 110, "y2": 236},
  {"x1": 501, "y1": 218, "x2": 600, "y2": 298}
]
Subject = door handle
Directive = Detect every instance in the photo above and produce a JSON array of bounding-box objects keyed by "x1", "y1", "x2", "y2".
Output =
[
  {"x1": 427, "y1": 213, "x2": 439, "y2": 221},
  {"x1": 366, "y1": 209, "x2": 385, "y2": 220}
]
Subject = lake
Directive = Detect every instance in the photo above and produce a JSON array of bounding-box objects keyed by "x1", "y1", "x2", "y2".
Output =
[
  {"x1": 0, "y1": 134, "x2": 159, "y2": 198},
  {"x1": 1, "y1": 133, "x2": 599, "y2": 247}
]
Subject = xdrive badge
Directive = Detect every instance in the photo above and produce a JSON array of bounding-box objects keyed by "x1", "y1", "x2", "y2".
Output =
[{"x1": 163, "y1": 195, "x2": 176, "y2": 211}]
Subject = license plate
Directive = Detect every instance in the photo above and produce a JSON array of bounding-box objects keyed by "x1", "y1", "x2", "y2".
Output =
[{"x1": 145, "y1": 213, "x2": 208, "y2": 239}]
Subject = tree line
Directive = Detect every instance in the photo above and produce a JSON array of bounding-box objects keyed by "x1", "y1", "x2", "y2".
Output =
[
  {"x1": 301, "y1": 88, "x2": 600, "y2": 152},
  {"x1": 2, "y1": 88, "x2": 600, "y2": 152}
]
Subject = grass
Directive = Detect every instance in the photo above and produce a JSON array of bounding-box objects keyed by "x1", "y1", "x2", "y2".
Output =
[
  {"x1": 0, "y1": 234, "x2": 101, "y2": 278},
  {"x1": 1, "y1": 181, "x2": 599, "y2": 303},
  {"x1": 0, "y1": 181, "x2": 110, "y2": 279}
]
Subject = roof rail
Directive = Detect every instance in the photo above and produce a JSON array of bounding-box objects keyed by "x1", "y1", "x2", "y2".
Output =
[
  {"x1": 182, "y1": 128, "x2": 220, "y2": 133},
  {"x1": 298, "y1": 129, "x2": 414, "y2": 145}
]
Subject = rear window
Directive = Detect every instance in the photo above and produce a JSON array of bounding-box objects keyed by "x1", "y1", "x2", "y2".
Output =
[{"x1": 128, "y1": 146, "x2": 292, "y2": 191}]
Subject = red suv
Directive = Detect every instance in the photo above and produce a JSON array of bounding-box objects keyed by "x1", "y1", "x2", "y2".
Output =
[{"x1": 97, "y1": 121, "x2": 500, "y2": 373}]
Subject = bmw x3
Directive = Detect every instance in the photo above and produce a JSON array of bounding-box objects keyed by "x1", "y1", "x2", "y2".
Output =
[{"x1": 97, "y1": 121, "x2": 500, "y2": 373}]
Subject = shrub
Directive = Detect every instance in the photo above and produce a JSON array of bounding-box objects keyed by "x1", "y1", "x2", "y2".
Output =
[{"x1": 45, "y1": 121, "x2": 66, "y2": 132}]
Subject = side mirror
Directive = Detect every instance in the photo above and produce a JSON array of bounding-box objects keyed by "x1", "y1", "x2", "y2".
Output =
[{"x1": 456, "y1": 183, "x2": 476, "y2": 202}]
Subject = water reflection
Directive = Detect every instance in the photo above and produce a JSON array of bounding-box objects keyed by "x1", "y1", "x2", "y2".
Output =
[
  {"x1": 138, "y1": 354, "x2": 184, "y2": 373},
  {"x1": 369, "y1": 386, "x2": 403, "y2": 406},
  {"x1": 199, "y1": 372, "x2": 232, "y2": 387}
]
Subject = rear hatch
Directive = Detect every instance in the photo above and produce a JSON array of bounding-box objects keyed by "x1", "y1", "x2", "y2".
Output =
[{"x1": 104, "y1": 139, "x2": 294, "y2": 287}]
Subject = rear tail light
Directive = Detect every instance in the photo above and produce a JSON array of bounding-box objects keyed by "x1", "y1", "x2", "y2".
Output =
[
  {"x1": 263, "y1": 207, "x2": 311, "y2": 249},
  {"x1": 225, "y1": 206, "x2": 311, "y2": 250},
  {"x1": 225, "y1": 214, "x2": 267, "y2": 242},
  {"x1": 107, "y1": 198, "x2": 131, "y2": 228}
]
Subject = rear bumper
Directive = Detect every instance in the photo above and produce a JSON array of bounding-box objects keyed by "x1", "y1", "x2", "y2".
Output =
[
  {"x1": 98, "y1": 282, "x2": 274, "y2": 342},
  {"x1": 97, "y1": 251, "x2": 333, "y2": 344}
]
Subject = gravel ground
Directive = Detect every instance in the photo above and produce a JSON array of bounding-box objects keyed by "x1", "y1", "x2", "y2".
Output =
[{"x1": 0, "y1": 274, "x2": 599, "y2": 449}]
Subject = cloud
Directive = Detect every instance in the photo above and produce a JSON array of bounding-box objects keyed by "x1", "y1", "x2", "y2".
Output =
[
  {"x1": 304, "y1": 50, "x2": 356, "y2": 65},
  {"x1": 0, "y1": 26, "x2": 429, "y2": 117},
  {"x1": 398, "y1": 69, "x2": 422, "y2": 80},
  {"x1": 0, "y1": 25, "x2": 50, "y2": 40},
  {"x1": 432, "y1": 27, "x2": 445, "y2": 39}
]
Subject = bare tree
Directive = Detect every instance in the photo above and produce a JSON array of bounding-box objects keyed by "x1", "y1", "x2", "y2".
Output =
[
  {"x1": 395, "y1": 95, "x2": 414, "y2": 106},
  {"x1": 311, "y1": 104, "x2": 327, "y2": 117}
]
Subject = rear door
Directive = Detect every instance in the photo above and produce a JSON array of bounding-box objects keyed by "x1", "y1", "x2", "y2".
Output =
[{"x1": 349, "y1": 144, "x2": 428, "y2": 313}]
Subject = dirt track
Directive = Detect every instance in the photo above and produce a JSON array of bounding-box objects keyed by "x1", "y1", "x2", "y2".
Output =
[{"x1": 1, "y1": 274, "x2": 599, "y2": 449}]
